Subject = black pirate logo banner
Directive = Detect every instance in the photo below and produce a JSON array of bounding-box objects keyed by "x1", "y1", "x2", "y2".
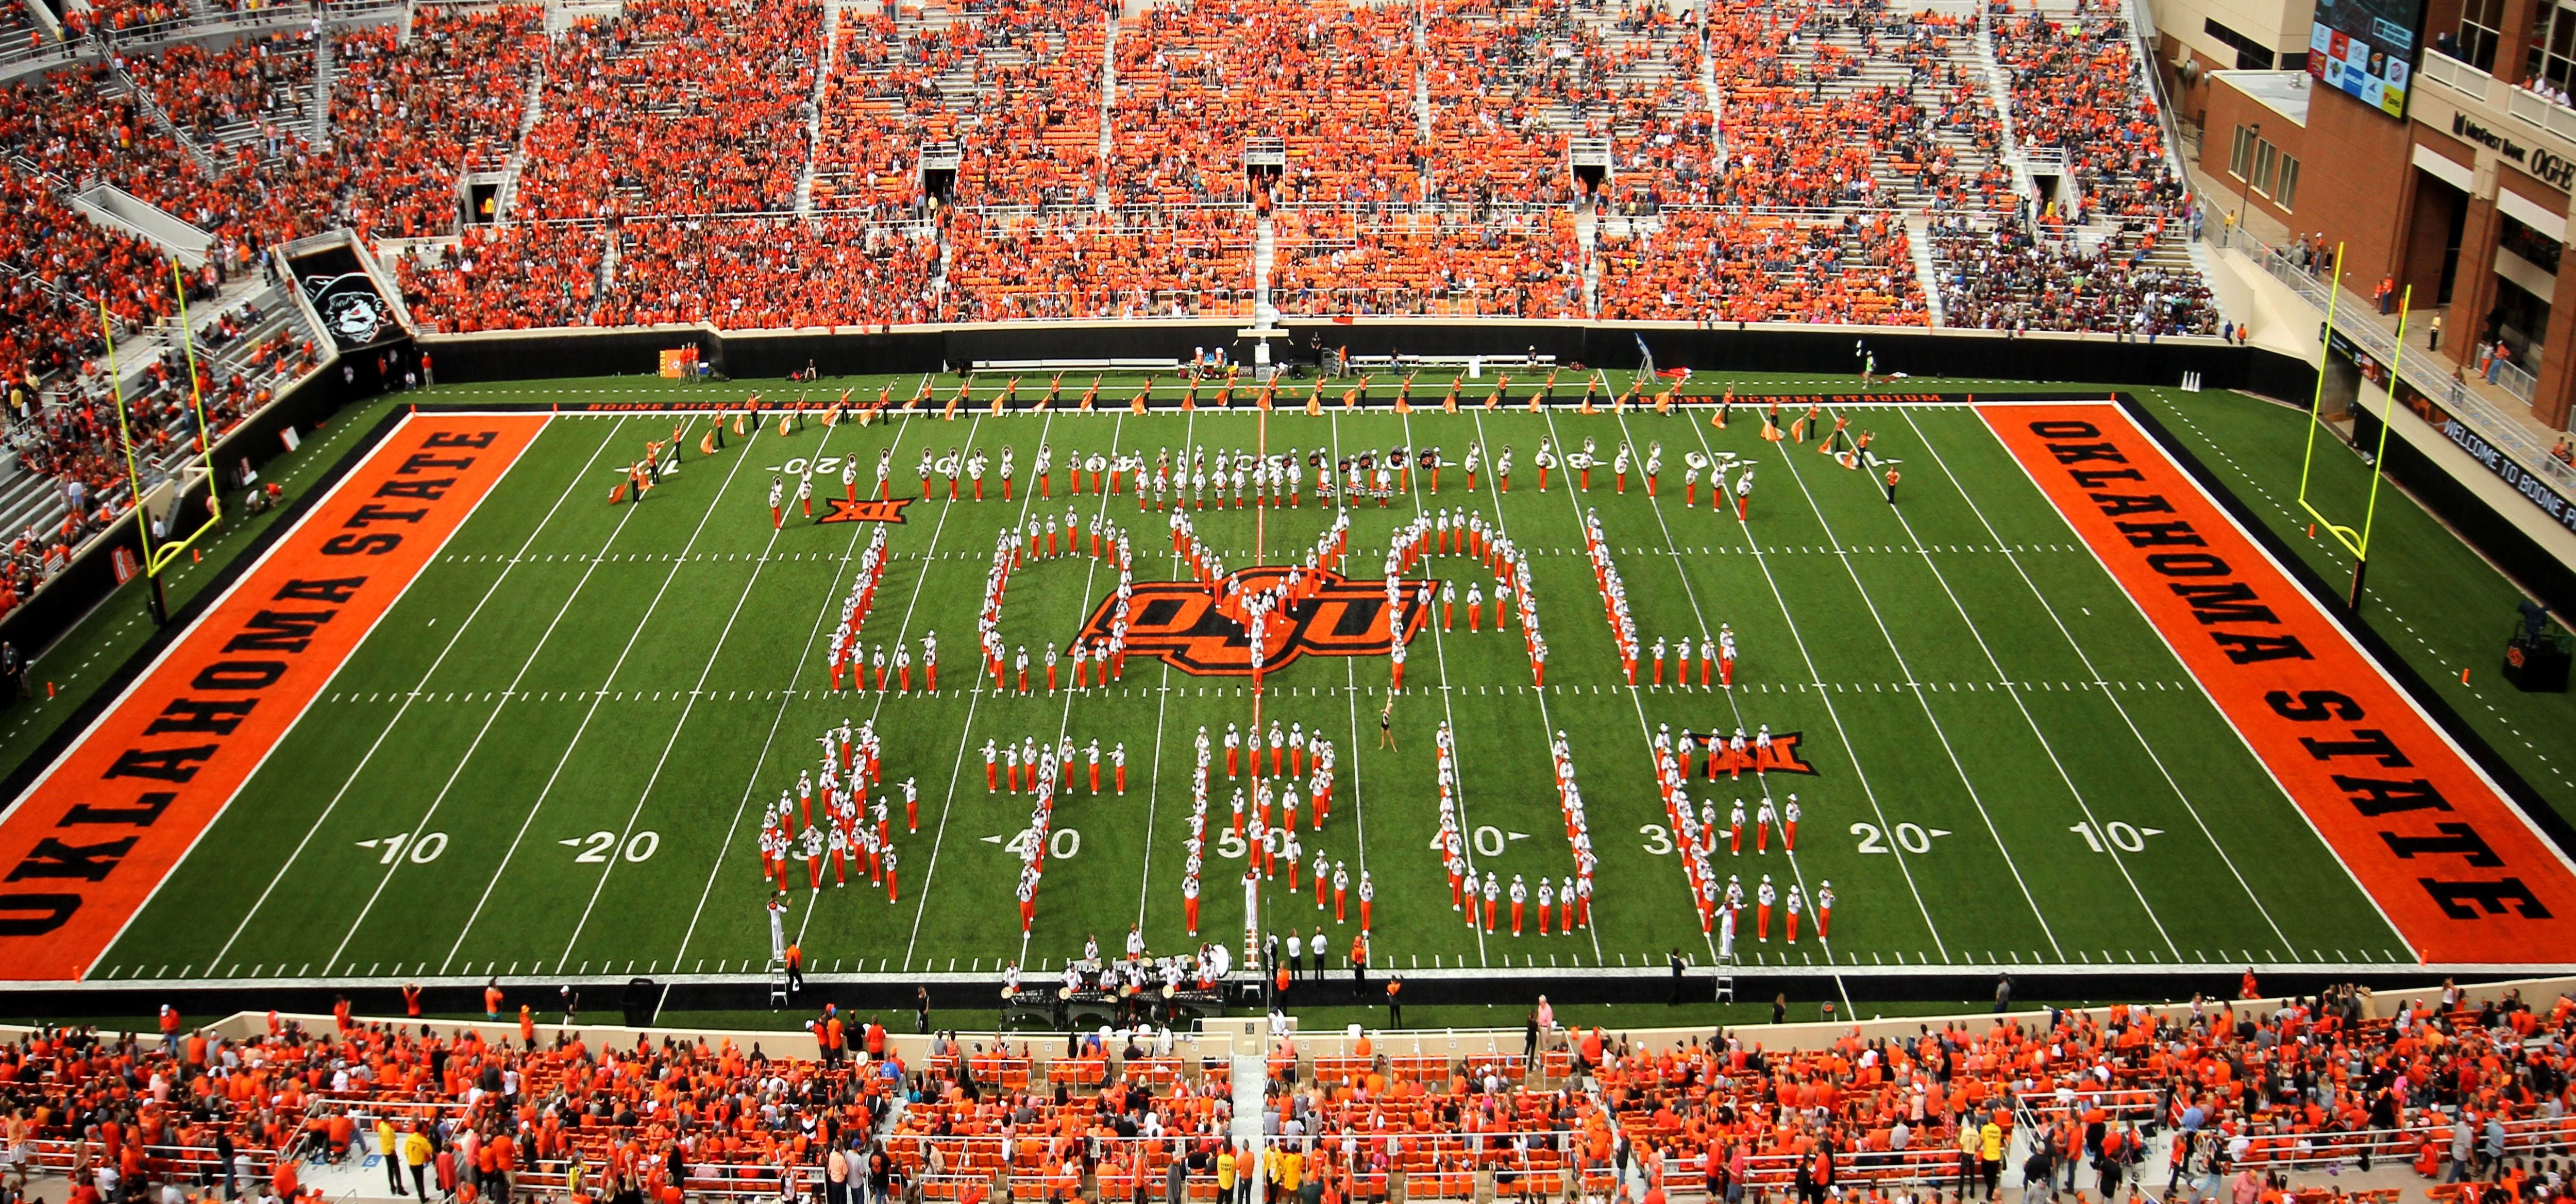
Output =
[{"x1": 287, "y1": 243, "x2": 405, "y2": 353}]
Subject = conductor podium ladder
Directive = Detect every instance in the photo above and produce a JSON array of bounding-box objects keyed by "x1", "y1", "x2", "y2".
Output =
[
  {"x1": 1713, "y1": 950, "x2": 1736, "y2": 1004},
  {"x1": 767, "y1": 957, "x2": 790, "y2": 1008}
]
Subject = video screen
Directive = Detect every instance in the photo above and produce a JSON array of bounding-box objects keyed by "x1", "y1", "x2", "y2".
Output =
[{"x1": 2309, "y1": 0, "x2": 2425, "y2": 117}]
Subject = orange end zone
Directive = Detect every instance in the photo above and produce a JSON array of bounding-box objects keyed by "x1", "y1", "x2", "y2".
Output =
[
  {"x1": 0, "y1": 413, "x2": 548, "y2": 980},
  {"x1": 1980, "y1": 401, "x2": 2576, "y2": 964}
]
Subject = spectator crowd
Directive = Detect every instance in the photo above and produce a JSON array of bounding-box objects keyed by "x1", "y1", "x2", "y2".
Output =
[
  {"x1": 0, "y1": 982, "x2": 2569, "y2": 1204},
  {"x1": 0, "y1": 0, "x2": 2224, "y2": 614}
]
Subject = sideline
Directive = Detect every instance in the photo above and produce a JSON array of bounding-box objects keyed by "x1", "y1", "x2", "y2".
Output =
[{"x1": 0, "y1": 414, "x2": 547, "y2": 980}]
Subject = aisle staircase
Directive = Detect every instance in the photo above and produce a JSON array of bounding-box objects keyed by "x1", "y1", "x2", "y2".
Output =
[
  {"x1": 1252, "y1": 213, "x2": 1276, "y2": 327},
  {"x1": 491, "y1": 66, "x2": 545, "y2": 226},
  {"x1": 1973, "y1": 7, "x2": 2040, "y2": 204},
  {"x1": 309, "y1": 31, "x2": 334, "y2": 151},
  {"x1": 796, "y1": 0, "x2": 842, "y2": 217},
  {"x1": 1575, "y1": 204, "x2": 1600, "y2": 317},
  {"x1": 1906, "y1": 214, "x2": 1944, "y2": 325},
  {"x1": 104, "y1": 64, "x2": 220, "y2": 177}
]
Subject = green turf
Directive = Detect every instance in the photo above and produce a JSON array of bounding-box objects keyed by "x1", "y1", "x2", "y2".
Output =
[
  {"x1": 2131, "y1": 389, "x2": 2576, "y2": 813},
  {"x1": 0, "y1": 397, "x2": 406, "y2": 780},
  {"x1": 14, "y1": 371, "x2": 2573, "y2": 989}
]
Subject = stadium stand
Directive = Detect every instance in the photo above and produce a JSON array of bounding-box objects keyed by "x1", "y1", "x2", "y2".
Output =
[
  {"x1": 1595, "y1": 210, "x2": 1928, "y2": 325},
  {"x1": 0, "y1": 0, "x2": 2226, "y2": 619},
  {"x1": 945, "y1": 207, "x2": 1251, "y2": 321},
  {"x1": 396, "y1": 221, "x2": 609, "y2": 331},
  {"x1": 602, "y1": 214, "x2": 940, "y2": 328},
  {"x1": 510, "y1": 0, "x2": 822, "y2": 222},
  {"x1": 331, "y1": 7, "x2": 543, "y2": 241},
  {"x1": 1270, "y1": 207, "x2": 1579, "y2": 319},
  {"x1": 0, "y1": 978, "x2": 2567, "y2": 1204}
]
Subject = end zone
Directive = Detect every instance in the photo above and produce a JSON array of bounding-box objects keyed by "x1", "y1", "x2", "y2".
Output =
[
  {"x1": 1979, "y1": 400, "x2": 2576, "y2": 964},
  {"x1": 0, "y1": 413, "x2": 547, "y2": 980}
]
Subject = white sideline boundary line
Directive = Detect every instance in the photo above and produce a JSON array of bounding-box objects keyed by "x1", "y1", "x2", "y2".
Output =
[
  {"x1": 1899, "y1": 406, "x2": 2295, "y2": 953},
  {"x1": 83, "y1": 412, "x2": 575, "y2": 980},
  {"x1": 1665, "y1": 408, "x2": 1955, "y2": 961},
  {"x1": 433, "y1": 411, "x2": 773, "y2": 971}
]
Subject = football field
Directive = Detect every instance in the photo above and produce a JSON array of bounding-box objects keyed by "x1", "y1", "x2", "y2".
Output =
[{"x1": 4, "y1": 374, "x2": 2570, "y2": 992}]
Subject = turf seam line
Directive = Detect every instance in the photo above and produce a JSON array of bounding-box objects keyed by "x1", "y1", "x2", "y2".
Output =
[
  {"x1": 1664, "y1": 406, "x2": 1954, "y2": 962},
  {"x1": 1757, "y1": 426, "x2": 2073, "y2": 960},
  {"x1": 195, "y1": 420, "x2": 628, "y2": 974},
  {"x1": 1898, "y1": 408, "x2": 2300, "y2": 956}
]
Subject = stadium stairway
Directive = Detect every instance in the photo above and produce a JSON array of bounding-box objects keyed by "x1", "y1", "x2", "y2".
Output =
[
  {"x1": 99, "y1": 62, "x2": 221, "y2": 178},
  {"x1": 1253, "y1": 213, "x2": 1277, "y2": 326},
  {"x1": 1699, "y1": 21, "x2": 1724, "y2": 168},
  {"x1": 310, "y1": 30, "x2": 333, "y2": 151},
  {"x1": 1906, "y1": 213, "x2": 1944, "y2": 325},
  {"x1": 1972, "y1": 7, "x2": 2040, "y2": 204},
  {"x1": 491, "y1": 66, "x2": 546, "y2": 227},
  {"x1": 1096, "y1": 6, "x2": 1115, "y2": 177},
  {"x1": 796, "y1": 0, "x2": 842, "y2": 217},
  {"x1": 1576, "y1": 202, "x2": 1599, "y2": 317},
  {"x1": 1411, "y1": 8, "x2": 1430, "y2": 144}
]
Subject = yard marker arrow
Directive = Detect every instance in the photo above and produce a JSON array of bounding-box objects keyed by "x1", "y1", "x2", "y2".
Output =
[
  {"x1": 1928, "y1": 829, "x2": 1952, "y2": 838},
  {"x1": 1507, "y1": 831, "x2": 1529, "y2": 841},
  {"x1": 981, "y1": 834, "x2": 1004, "y2": 844}
]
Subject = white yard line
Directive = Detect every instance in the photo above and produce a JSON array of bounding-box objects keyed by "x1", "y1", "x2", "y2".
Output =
[
  {"x1": 1509, "y1": 404, "x2": 1712, "y2": 965},
  {"x1": 205, "y1": 415, "x2": 629, "y2": 975},
  {"x1": 553, "y1": 417, "x2": 863, "y2": 964},
  {"x1": 900, "y1": 409, "x2": 1071, "y2": 970},
  {"x1": 1772, "y1": 433, "x2": 2179, "y2": 957},
  {"x1": 323, "y1": 419, "x2": 710, "y2": 974},
  {"x1": 1753, "y1": 431, "x2": 2070, "y2": 958},
  {"x1": 1126, "y1": 410, "x2": 1199, "y2": 934},
  {"x1": 434, "y1": 413, "x2": 773, "y2": 972},
  {"x1": 1328, "y1": 411, "x2": 1488, "y2": 966},
  {"x1": 993, "y1": 412, "x2": 1133, "y2": 969},
  {"x1": 1376, "y1": 410, "x2": 1517, "y2": 968},
  {"x1": 1667, "y1": 409, "x2": 1954, "y2": 961},
  {"x1": 678, "y1": 404, "x2": 990, "y2": 966},
  {"x1": 1900, "y1": 409, "x2": 2292, "y2": 953},
  {"x1": 711, "y1": 432, "x2": 897, "y2": 952},
  {"x1": 1596, "y1": 405, "x2": 1828, "y2": 972}
]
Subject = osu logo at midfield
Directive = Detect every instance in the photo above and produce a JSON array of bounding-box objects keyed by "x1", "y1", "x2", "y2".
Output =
[{"x1": 1075, "y1": 568, "x2": 1429, "y2": 676}]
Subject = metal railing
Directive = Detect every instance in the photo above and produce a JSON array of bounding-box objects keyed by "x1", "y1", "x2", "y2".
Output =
[{"x1": 2254, "y1": 243, "x2": 2576, "y2": 495}]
